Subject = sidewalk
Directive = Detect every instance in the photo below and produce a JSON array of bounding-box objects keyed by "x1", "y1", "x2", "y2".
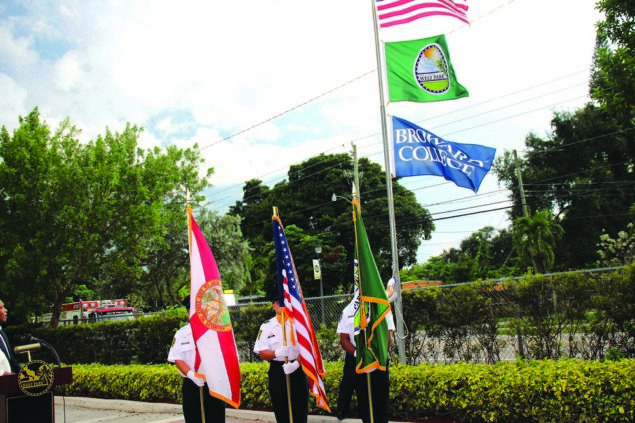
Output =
[
  {"x1": 55, "y1": 396, "x2": 349, "y2": 423},
  {"x1": 54, "y1": 396, "x2": 455, "y2": 423}
]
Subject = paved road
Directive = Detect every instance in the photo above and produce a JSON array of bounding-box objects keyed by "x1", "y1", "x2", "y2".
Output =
[{"x1": 54, "y1": 396, "x2": 344, "y2": 423}]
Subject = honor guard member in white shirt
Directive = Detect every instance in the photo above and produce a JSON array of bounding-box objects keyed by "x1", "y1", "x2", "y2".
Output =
[
  {"x1": 168, "y1": 295, "x2": 226, "y2": 423},
  {"x1": 335, "y1": 295, "x2": 359, "y2": 420},
  {"x1": 339, "y1": 301, "x2": 395, "y2": 423},
  {"x1": 254, "y1": 299, "x2": 309, "y2": 423}
]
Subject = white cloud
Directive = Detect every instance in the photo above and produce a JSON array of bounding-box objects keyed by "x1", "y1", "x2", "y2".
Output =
[{"x1": 0, "y1": 0, "x2": 601, "y2": 264}]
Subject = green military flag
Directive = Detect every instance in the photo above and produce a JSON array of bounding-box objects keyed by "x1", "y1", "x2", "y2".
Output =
[
  {"x1": 353, "y1": 198, "x2": 390, "y2": 373},
  {"x1": 385, "y1": 34, "x2": 469, "y2": 103}
]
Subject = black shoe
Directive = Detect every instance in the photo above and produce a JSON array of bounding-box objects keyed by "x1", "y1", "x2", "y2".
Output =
[{"x1": 337, "y1": 412, "x2": 345, "y2": 421}]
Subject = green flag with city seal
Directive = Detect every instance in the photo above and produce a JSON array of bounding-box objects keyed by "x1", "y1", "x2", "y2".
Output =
[
  {"x1": 352, "y1": 197, "x2": 390, "y2": 373},
  {"x1": 385, "y1": 34, "x2": 469, "y2": 103}
]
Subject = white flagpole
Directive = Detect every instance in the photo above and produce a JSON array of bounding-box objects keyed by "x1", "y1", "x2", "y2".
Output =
[{"x1": 368, "y1": 0, "x2": 406, "y2": 364}]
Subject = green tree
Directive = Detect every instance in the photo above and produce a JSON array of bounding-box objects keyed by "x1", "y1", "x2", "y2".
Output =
[
  {"x1": 494, "y1": 106, "x2": 635, "y2": 269},
  {"x1": 261, "y1": 224, "x2": 347, "y2": 301},
  {"x1": 512, "y1": 209, "x2": 564, "y2": 274},
  {"x1": 0, "y1": 108, "x2": 210, "y2": 325},
  {"x1": 494, "y1": 2, "x2": 635, "y2": 270},
  {"x1": 592, "y1": 0, "x2": 635, "y2": 120},
  {"x1": 134, "y1": 221, "x2": 189, "y2": 311},
  {"x1": 597, "y1": 223, "x2": 635, "y2": 266},
  {"x1": 196, "y1": 208, "x2": 251, "y2": 294},
  {"x1": 230, "y1": 153, "x2": 434, "y2": 294},
  {"x1": 405, "y1": 227, "x2": 520, "y2": 284}
]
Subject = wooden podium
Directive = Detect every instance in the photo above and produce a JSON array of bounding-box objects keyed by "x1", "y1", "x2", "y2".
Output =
[{"x1": 0, "y1": 366, "x2": 72, "y2": 423}]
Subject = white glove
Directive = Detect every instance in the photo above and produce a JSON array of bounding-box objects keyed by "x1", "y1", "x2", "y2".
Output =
[
  {"x1": 187, "y1": 370, "x2": 206, "y2": 387},
  {"x1": 283, "y1": 360, "x2": 300, "y2": 374},
  {"x1": 275, "y1": 347, "x2": 289, "y2": 360},
  {"x1": 386, "y1": 278, "x2": 397, "y2": 303}
]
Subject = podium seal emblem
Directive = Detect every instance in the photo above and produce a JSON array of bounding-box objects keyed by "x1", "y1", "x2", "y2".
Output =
[{"x1": 18, "y1": 360, "x2": 54, "y2": 396}]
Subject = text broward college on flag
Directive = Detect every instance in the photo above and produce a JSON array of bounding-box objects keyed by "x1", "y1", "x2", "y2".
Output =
[{"x1": 392, "y1": 116, "x2": 495, "y2": 192}]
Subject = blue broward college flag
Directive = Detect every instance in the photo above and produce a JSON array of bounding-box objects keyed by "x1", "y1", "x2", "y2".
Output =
[{"x1": 392, "y1": 116, "x2": 496, "y2": 192}]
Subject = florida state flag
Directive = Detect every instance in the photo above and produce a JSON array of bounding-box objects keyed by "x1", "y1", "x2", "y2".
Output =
[{"x1": 187, "y1": 207, "x2": 241, "y2": 408}]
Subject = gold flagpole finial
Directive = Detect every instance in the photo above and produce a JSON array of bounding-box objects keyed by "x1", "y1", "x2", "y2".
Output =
[
  {"x1": 273, "y1": 206, "x2": 279, "y2": 217},
  {"x1": 186, "y1": 188, "x2": 192, "y2": 211}
]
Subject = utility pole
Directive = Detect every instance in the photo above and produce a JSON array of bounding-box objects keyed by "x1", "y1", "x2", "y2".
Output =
[
  {"x1": 512, "y1": 149, "x2": 527, "y2": 358},
  {"x1": 513, "y1": 150, "x2": 530, "y2": 219}
]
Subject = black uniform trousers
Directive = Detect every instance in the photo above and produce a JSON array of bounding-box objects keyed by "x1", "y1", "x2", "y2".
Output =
[
  {"x1": 268, "y1": 360, "x2": 309, "y2": 423},
  {"x1": 356, "y1": 363, "x2": 390, "y2": 423},
  {"x1": 336, "y1": 353, "x2": 357, "y2": 416},
  {"x1": 181, "y1": 377, "x2": 226, "y2": 423}
]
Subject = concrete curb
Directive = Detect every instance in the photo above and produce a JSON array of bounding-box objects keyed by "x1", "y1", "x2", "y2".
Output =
[{"x1": 56, "y1": 396, "x2": 181, "y2": 414}]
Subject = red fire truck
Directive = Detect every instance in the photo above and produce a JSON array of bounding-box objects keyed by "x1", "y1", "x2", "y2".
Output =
[{"x1": 35, "y1": 299, "x2": 131, "y2": 325}]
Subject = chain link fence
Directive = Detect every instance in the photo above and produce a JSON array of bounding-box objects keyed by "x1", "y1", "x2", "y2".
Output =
[{"x1": 233, "y1": 267, "x2": 635, "y2": 365}]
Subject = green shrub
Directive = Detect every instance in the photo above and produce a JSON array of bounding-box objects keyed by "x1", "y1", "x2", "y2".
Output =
[{"x1": 54, "y1": 359, "x2": 635, "y2": 422}]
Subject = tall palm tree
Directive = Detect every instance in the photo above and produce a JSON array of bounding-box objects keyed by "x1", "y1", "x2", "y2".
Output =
[{"x1": 512, "y1": 209, "x2": 564, "y2": 273}]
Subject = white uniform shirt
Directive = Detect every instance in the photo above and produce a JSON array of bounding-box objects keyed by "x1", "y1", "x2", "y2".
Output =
[
  {"x1": 168, "y1": 324, "x2": 196, "y2": 377},
  {"x1": 0, "y1": 351, "x2": 10, "y2": 374},
  {"x1": 337, "y1": 307, "x2": 396, "y2": 348},
  {"x1": 337, "y1": 304, "x2": 357, "y2": 348},
  {"x1": 253, "y1": 316, "x2": 300, "y2": 361}
]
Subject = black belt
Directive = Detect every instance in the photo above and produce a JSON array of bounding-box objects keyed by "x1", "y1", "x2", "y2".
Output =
[{"x1": 270, "y1": 359, "x2": 298, "y2": 366}]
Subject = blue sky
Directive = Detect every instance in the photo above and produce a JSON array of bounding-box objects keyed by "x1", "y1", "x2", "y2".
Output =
[{"x1": 0, "y1": 0, "x2": 600, "y2": 263}]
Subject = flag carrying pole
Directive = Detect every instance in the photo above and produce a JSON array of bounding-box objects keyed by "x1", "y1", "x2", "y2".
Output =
[
  {"x1": 368, "y1": 0, "x2": 406, "y2": 363},
  {"x1": 273, "y1": 207, "x2": 294, "y2": 423},
  {"x1": 200, "y1": 388, "x2": 206, "y2": 422},
  {"x1": 187, "y1": 189, "x2": 205, "y2": 422},
  {"x1": 272, "y1": 207, "x2": 330, "y2": 416},
  {"x1": 283, "y1": 310, "x2": 293, "y2": 423}
]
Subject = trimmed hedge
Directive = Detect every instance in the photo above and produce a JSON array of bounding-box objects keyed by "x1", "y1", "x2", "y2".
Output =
[
  {"x1": 54, "y1": 359, "x2": 635, "y2": 422},
  {"x1": 7, "y1": 313, "x2": 186, "y2": 365},
  {"x1": 9, "y1": 266, "x2": 635, "y2": 366}
]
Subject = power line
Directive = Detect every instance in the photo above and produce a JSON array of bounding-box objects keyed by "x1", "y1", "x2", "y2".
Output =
[
  {"x1": 208, "y1": 83, "x2": 590, "y2": 210},
  {"x1": 200, "y1": 71, "x2": 374, "y2": 151}
]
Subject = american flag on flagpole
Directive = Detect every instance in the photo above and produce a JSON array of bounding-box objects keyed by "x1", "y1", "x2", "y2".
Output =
[
  {"x1": 273, "y1": 214, "x2": 330, "y2": 412},
  {"x1": 187, "y1": 207, "x2": 241, "y2": 408},
  {"x1": 376, "y1": 0, "x2": 469, "y2": 28}
]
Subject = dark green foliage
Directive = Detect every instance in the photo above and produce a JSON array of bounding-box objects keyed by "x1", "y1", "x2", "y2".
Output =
[
  {"x1": 398, "y1": 265, "x2": 635, "y2": 364},
  {"x1": 316, "y1": 321, "x2": 342, "y2": 363},
  {"x1": 55, "y1": 359, "x2": 635, "y2": 422},
  {"x1": 399, "y1": 287, "x2": 440, "y2": 365},
  {"x1": 231, "y1": 303, "x2": 275, "y2": 362},
  {"x1": 402, "y1": 226, "x2": 523, "y2": 284},
  {"x1": 494, "y1": 85, "x2": 635, "y2": 271},
  {"x1": 489, "y1": 0, "x2": 635, "y2": 271},
  {"x1": 7, "y1": 314, "x2": 185, "y2": 365},
  {"x1": 7, "y1": 265, "x2": 635, "y2": 368},
  {"x1": 132, "y1": 314, "x2": 183, "y2": 364},
  {"x1": 229, "y1": 153, "x2": 434, "y2": 294},
  {"x1": 0, "y1": 108, "x2": 212, "y2": 324},
  {"x1": 593, "y1": 0, "x2": 635, "y2": 119},
  {"x1": 585, "y1": 267, "x2": 635, "y2": 359}
]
